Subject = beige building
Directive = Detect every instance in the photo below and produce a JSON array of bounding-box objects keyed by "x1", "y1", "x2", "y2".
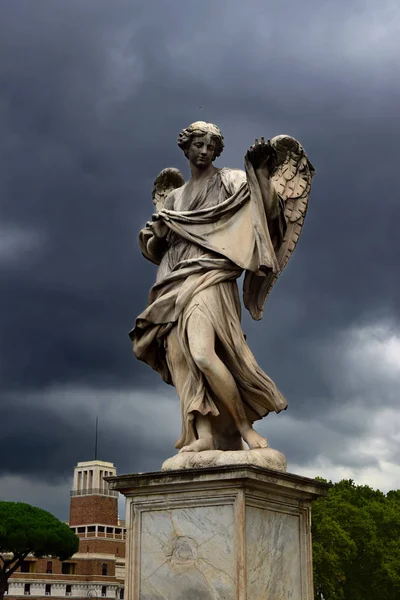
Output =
[{"x1": 6, "y1": 460, "x2": 126, "y2": 600}]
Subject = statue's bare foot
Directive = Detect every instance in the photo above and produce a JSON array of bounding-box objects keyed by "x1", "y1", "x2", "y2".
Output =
[
  {"x1": 179, "y1": 437, "x2": 214, "y2": 453},
  {"x1": 242, "y1": 428, "x2": 268, "y2": 449}
]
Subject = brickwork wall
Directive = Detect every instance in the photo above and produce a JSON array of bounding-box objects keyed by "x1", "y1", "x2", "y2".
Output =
[
  {"x1": 78, "y1": 538, "x2": 125, "y2": 558},
  {"x1": 12, "y1": 546, "x2": 124, "y2": 578},
  {"x1": 69, "y1": 495, "x2": 118, "y2": 526}
]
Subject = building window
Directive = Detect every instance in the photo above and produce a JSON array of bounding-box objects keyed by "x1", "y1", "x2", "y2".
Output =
[
  {"x1": 77, "y1": 527, "x2": 85, "y2": 534},
  {"x1": 119, "y1": 589, "x2": 124, "y2": 600},
  {"x1": 98, "y1": 526, "x2": 105, "y2": 533},
  {"x1": 46, "y1": 561, "x2": 53, "y2": 574},
  {"x1": 45, "y1": 584, "x2": 52, "y2": 596},
  {"x1": 101, "y1": 586, "x2": 107, "y2": 598},
  {"x1": 66, "y1": 585, "x2": 72, "y2": 596},
  {"x1": 102, "y1": 563, "x2": 107, "y2": 576},
  {"x1": 24, "y1": 584, "x2": 30, "y2": 596},
  {"x1": 87, "y1": 526, "x2": 95, "y2": 533},
  {"x1": 62, "y1": 563, "x2": 76, "y2": 575},
  {"x1": 21, "y1": 561, "x2": 35, "y2": 573}
]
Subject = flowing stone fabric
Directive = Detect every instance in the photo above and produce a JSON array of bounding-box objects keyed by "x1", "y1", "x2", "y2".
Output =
[{"x1": 131, "y1": 160, "x2": 288, "y2": 450}]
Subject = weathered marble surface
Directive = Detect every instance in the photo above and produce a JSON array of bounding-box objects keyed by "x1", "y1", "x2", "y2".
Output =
[
  {"x1": 247, "y1": 507, "x2": 301, "y2": 599},
  {"x1": 140, "y1": 505, "x2": 235, "y2": 600},
  {"x1": 108, "y1": 466, "x2": 328, "y2": 600},
  {"x1": 162, "y1": 447, "x2": 287, "y2": 472}
]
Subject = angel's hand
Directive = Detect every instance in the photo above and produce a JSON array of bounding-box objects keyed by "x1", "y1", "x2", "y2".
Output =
[
  {"x1": 246, "y1": 137, "x2": 276, "y2": 174},
  {"x1": 149, "y1": 218, "x2": 168, "y2": 239}
]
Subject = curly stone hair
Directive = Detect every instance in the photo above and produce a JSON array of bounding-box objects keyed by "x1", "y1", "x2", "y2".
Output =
[{"x1": 177, "y1": 121, "x2": 224, "y2": 160}]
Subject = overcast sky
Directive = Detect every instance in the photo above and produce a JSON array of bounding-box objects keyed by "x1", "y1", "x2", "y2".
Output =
[{"x1": 0, "y1": 0, "x2": 399, "y2": 520}]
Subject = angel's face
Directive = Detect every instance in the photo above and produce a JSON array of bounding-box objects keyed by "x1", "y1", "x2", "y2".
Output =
[{"x1": 187, "y1": 134, "x2": 216, "y2": 168}]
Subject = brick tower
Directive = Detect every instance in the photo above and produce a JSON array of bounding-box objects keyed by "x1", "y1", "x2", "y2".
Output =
[
  {"x1": 69, "y1": 460, "x2": 118, "y2": 526},
  {"x1": 66, "y1": 459, "x2": 126, "y2": 595},
  {"x1": 7, "y1": 459, "x2": 126, "y2": 600}
]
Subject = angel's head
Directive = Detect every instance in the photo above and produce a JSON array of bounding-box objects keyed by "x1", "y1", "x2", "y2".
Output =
[{"x1": 177, "y1": 121, "x2": 224, "y2": 165}]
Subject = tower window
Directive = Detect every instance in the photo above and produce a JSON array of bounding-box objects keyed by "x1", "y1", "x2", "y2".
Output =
[
  {"x1": 24, "y1": 584, "x2": 30, "y2": 596},
  {"x1": 66, "y1": 585, "x2": 72, "y2": 596},
  {"x1": 101, "y1": 586, "x2": 107, "y2": 597},
  {"x1": 45, "y1": 584, "x2": 52, "y2": 596},
  {"x1": 119, "y1": 589, "x2": 124, "y2": 600},
  {"x1": 102, "y1": 563, "x2": 107, "y2": 576},
  {"x1": 46, "y1": 561, "x2": 52, "y2": 574}
]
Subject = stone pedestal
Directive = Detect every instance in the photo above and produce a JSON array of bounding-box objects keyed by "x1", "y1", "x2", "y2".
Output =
[{"x1": 108, "y1": 466, "x2": 328, "y2": 600}]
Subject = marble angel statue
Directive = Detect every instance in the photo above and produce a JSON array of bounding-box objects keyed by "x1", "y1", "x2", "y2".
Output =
[{"x1": 130, "y1": 121, "x2": 314, "y2": 454}]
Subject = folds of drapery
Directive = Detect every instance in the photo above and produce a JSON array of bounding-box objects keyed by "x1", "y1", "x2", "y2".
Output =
[
  {"x1": 167, "y1": 278, "x2": 287, "y2": 450},
  {"x1": 130, "y1": 162, "x2": 288, "y2": 448},
  {"x1": 132, "y1": 256, "x2": 240, "y2": 384},
  {"x1": 156, "y1": 158, "x2": 280, "y2": 276}
]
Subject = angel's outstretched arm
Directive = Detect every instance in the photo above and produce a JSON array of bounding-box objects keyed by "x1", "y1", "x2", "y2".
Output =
[
  {"x1": 256, "y1": 167, "x2": 280, "y2": 220},
  {"x1": 246, "y1": 138, "x2": 280, "y2": 219},
  {"x1": 243, "y1": 134, "x2": 315, "y2": 320}
]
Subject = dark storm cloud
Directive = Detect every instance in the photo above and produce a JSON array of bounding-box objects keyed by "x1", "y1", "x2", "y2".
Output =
[
  {"x1": 0, "y1": 386, "x2": 180, "y2": 481},
  {"x1": 0, "y1": 0, "x2": 399, "y2": 489}
]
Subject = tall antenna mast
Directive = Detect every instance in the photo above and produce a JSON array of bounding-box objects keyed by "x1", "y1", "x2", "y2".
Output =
[{"x1": 94, "y1": 416, "x2": 99, "y2": 460}]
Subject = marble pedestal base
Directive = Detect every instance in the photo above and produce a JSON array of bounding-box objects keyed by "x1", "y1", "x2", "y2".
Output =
[{"x1": 108, "y1": 466, "x2": 328, "y2": 600}]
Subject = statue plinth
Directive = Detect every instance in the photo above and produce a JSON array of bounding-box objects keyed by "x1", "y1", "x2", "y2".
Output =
[
  {"x1": 161, "y1": 446, "x2": 287, "y2": 472},
  {"x1": 108, "y1": 465, "x2": 328, "y2": 600}
]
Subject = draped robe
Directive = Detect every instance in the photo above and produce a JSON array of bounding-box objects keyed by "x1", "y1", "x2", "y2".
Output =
[{"x1": 130, "y1": 160, "x2": 288, "y2": 450}]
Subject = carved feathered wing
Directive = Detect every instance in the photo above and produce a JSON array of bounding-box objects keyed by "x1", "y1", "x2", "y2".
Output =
[
  {"x1": 152, "y1": 167, "x2": 185, "y2": 212},
  {"x1": 244, "y1": 135, "x2": 315, "y2": 320}
]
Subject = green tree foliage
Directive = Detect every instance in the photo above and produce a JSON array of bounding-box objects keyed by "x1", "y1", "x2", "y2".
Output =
[
  {"x1": 312, "y1": 479, "x2": 400, "y2": 600},
  {"x1": 0, "y1": 502, "x2": 79, "y2": 600}
]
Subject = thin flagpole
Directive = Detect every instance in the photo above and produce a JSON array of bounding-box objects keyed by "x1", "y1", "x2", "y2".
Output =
[{"x1": 94, "y1": 416, "x2": 99, "y2": 460}]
